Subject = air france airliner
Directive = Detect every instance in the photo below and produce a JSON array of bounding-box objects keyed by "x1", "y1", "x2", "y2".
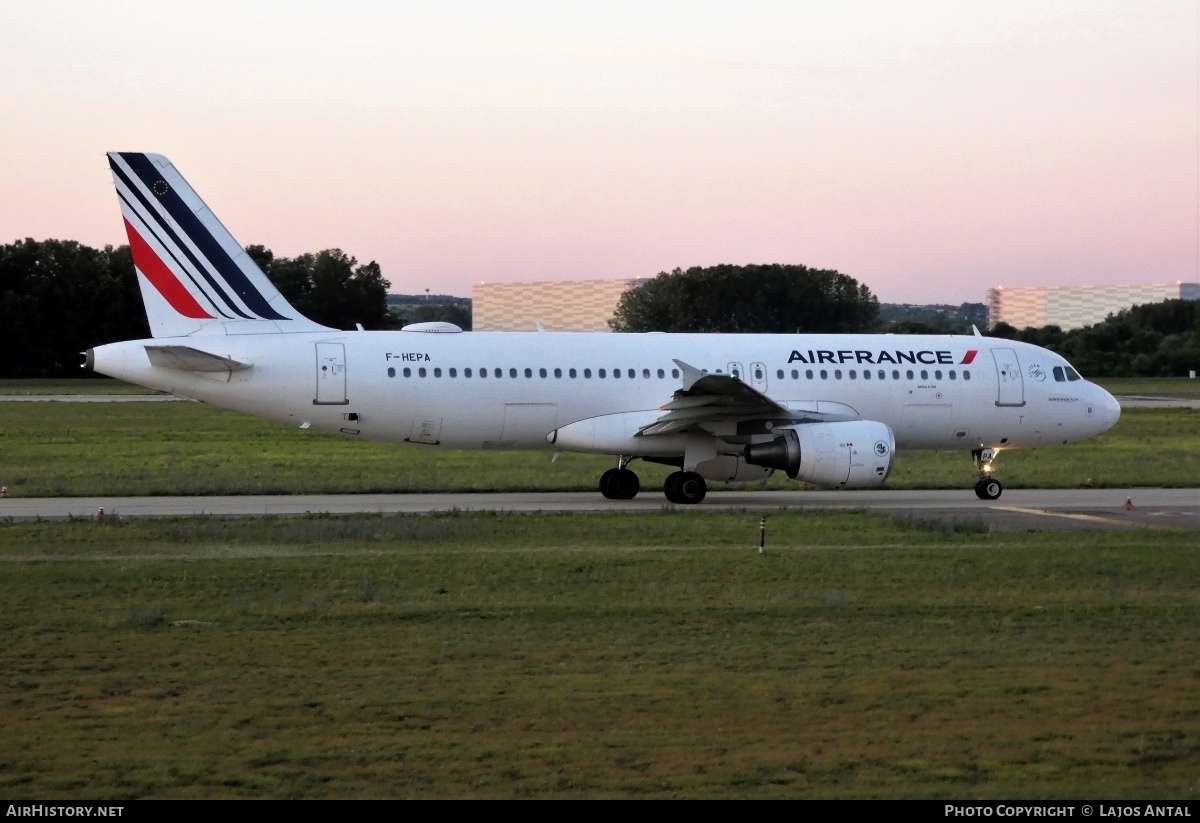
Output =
[{"x1": 85, "y1": 153, "x2": 1122, "y2": 504}]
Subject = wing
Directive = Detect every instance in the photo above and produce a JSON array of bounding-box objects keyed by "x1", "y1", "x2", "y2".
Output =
[{"x1": 636, "y1": 359, "x2": 857, "y2": 437}]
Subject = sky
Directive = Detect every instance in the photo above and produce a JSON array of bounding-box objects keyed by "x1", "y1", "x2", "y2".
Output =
[{"x1": 1, "y1": 0, "x2": 1197, "y2": 303}]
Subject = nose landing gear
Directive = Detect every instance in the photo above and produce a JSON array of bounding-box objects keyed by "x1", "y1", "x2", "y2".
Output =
[{"x1": 972, "y1": 448, "x2": 1003, "y2": 500}]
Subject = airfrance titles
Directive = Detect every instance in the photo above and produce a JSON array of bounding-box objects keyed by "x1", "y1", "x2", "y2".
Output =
[{"x1": 787, "y1": 349, "x2": 978, "y2": 366}]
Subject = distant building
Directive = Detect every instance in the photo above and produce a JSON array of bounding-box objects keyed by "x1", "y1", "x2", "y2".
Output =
[
  {"x1": 986, "y1": 283, "x2": 1200, "y2": 331},
  {"x1": 472, "y1": 279, "x2": 645, "y2": 332}
]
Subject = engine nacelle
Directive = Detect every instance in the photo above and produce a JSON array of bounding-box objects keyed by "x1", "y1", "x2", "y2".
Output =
[{"x1": 742, "y1": 420, "x2": 895, "y2": 488}]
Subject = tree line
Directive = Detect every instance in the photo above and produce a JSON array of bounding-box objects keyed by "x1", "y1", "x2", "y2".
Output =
[{"x1": 990, "y1": 299, "x2": 1200, "y2": 378}]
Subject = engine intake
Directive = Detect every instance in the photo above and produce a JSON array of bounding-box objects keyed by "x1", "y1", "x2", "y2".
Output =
[{"x1": 743, "y1": 420, "x2": 895, "y2": 488}]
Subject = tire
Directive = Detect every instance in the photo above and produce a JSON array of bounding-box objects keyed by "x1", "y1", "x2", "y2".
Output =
[
  {"x1": 599, "y1": 468, "x2": 621, "y2": 499},
  {"x1": 612, "y1": 468, "x2": 640, "y2": 500},
  {"x1": 675, "y1": 471, "x2": 707, "y2": 504},
  {"x1": 663, "y1": 471, "x2": 683, "y2": 504},
  {"x1": 975, "y1": 478, "x2": 1003, "y2": 500}
]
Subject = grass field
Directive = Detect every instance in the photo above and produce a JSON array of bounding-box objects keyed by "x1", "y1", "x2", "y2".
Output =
[
  {"x1": 0, "y1": 511, "x2": 1196, "y2": 799},
  {"x1": 1094, "y1": 377, "x2": 1200, "y2": 399},
  {"x1": 0, "y1": 378, "x2": 156, "y2": 395},
  {"x1": 0, "y1": 399, "x2": 1197, "y2": 496}
]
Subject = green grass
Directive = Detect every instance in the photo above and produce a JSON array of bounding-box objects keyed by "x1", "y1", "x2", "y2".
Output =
[
  {"x1": 0, "y1": 511, "x2": 1196, "y2": 798},
  {"x1": 1094, "y1": 377, "x2": 1200, "y2": 399},
  {"x1": 0, "y1": 378, "x2": 155, "y2": 395},
  {"x1": 0, "y1": 400, "x2": 1197, "y2": 496}
]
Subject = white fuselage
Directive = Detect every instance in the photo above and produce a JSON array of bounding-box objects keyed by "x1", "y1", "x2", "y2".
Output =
[{"x1": 90, "y1": 330, "x2": 1121, "y2": 458}]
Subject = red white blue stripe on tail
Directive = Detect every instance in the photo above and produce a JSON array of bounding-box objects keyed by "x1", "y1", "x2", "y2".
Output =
[{"x1": 108, "y1": 152, "x2": 330, "y2": 337}]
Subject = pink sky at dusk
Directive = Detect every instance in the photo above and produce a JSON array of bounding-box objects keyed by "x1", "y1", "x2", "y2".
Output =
[{"x1": 1, "y1": 0, "x2": 1196, "y2": 304}]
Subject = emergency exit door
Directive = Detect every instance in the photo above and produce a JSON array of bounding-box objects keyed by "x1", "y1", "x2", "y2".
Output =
[{"x1": 314, "y1": 342, "x2": 348, "y2": 405}]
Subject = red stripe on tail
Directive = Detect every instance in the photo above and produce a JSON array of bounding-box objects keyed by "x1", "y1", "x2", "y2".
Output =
[{"x1": 123, "y1": 219, "x2": 214, "y2": 319}]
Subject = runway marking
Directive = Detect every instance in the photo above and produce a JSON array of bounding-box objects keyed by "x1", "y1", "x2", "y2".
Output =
[{"x1": 994, "y1": 505, "x2": 1180, "y2": 531}]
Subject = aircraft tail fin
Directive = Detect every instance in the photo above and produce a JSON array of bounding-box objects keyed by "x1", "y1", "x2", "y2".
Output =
[{"x1": 107, "y1": 152, "x2": 332, "y2": 338}]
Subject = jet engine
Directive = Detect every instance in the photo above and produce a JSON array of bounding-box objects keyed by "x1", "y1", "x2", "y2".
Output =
[{"x1": 742, "y1": 420, "x2": 895, "y2": 488}]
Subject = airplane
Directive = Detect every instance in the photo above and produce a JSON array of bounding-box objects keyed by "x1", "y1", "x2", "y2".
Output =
[{"x1": 85, "y1": 152, "x2": 1122, "y2": 504}]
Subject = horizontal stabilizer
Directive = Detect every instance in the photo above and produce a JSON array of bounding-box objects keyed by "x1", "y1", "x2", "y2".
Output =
[{"x1": 144, "y1": 345, "x2": 251, "y2": 372}]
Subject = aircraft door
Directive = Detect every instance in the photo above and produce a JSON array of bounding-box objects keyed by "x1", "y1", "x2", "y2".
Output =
[
  {"x1": 727, "y1": 362, "x2": 744, "y2": 382},
  {"x1": 991, "y1": 348, "x2": 1025, "y2": 407},
  {"x1": 750, "y1": 362, "x2": 768, "y2": 392},
  {"x1": 314, "y1": 342, "x2": 348, "y2": 405}
]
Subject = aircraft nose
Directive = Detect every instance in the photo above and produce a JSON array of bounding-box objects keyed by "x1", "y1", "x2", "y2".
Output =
[{"x1": 1096, "y1": 387, "x2": 1121, "y2": 431}]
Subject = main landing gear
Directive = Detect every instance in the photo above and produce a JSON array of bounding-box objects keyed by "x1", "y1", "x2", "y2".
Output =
[
  {"x1": 663, "y1": 471, "x2": 706, "y2": 505},
  {"x1": 597, "y1": 459, "x2": 708, "y2": 504},
  {"x1": 599, "y1": 465, "x2": 640, "y2": 500},
  {"x1": 971, "y1": 448, "x2": 1003, "y2": 500}
]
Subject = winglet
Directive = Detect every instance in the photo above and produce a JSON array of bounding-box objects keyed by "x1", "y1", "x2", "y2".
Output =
[
  {"x1": 672, "y1": 359, "x2": 706, "y2": 390},
  {"x1": 972, "y1": 325, "x2": 982, "y2": 337}
]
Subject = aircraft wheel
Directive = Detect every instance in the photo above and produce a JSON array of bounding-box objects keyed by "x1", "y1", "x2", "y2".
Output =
[
  {"x1": 599, "y1": 468, "x2": 620, "y2": 499},
  {"x1": 612, "y1": 468, "x2": 640, "y2": 500},
  {"x1": 974, "y1": 478, "x2": 1003, "y2": 500},
  {"x1": 663, "y1": 471, "x2": 682, "y2": 503},
  {"x1": 665, "y1": 471, "x2": 706, "y2": 504}
]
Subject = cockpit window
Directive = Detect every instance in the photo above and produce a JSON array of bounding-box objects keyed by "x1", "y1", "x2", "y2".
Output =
[
  {"x1": 1053, "y1": 366, "x2": 1065, "y2": 382},
  {"x1": 1065, "y1": 366, "x2": 1081, "y2": 382}
]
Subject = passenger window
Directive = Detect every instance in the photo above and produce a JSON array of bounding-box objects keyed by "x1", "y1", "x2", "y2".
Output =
[
  {"x1": 419, "y1": 367, "x2": 427, "y2": 377},
  {"x1": 964, "y1": 370, "x2": 971, "y2": 381},
  {"x1": 508, "y1": 368, "x2": 517, "y2": 378},
  {"x1": 949, "y1": 370, "x2": 956, "y2": 380},
  {"x1": 540, "y1": 368, "x2": 547, "y2": 378},
  {"x1": 449, "y1": 368, "x2": 457, "y2": 378},
  {"x1": 849, "y1": 369, "x2": 857, "y2": 379},
  {"x1": 657, "y1": 369, "x2": 665, "y2": 378},
  {"x1": 906, "y1": 370, "x2": 914, "y2": 380},
  {"x1": 403, "y1": 367, "x2": 411, "y2": 377},
  {"x1": 387, "y1": 367, "x2": 395, "y2": 378},
  {"x1": 934, "y1": 370, "x2": 942, "y2": 380},
  {"x1": 777, "y1": 369, "x2": 784, "y2": 380},
  {"x1": 834, "y1": 370, "x2": 842, "y2": 380},
  {"x1": 671, "y1": 369, "x2": 680, "y2": 378},
  {"x1": 806, "y1": 370, "x2": 813, "y2": 379},
  {"x1": 628, "y1": 369, "x2": 635, "y2": 379},
  {"x1": 569, "y1": 368, "x2": 577, "y2": 378},
  {"x1": 479, "y1": 368, "x2": 487, "y2": 378},
  {"x1": 892, "y1": 370, "x2": 899, "y2": 380},
  {"x1": 642, "y1": 368, "x2": 650, "y2": 379},
  {"x1": 434, "y1": 368, "x2": 442, "y2": 377},
  {"x1": 465, "y1": 368, "x2": 472, "y2": 378},
  {"x1": 524, "y1": 368, "x2": 532, "y2": 378},
  {"x1": 791, "y1": 369, "x2": 799, "y2": 379},
  {"x1": 820, "y1": 370, "x2": 828, "y2": 379},
  {"x1": 554, "y1": 368, "x2": 562, "y2": 378},
  {"x1": 599, "y1": 369, "x2": 606, "y2": 378},
  {"x1": 613, "y1": 369, "x2": 620, "y2": 379},
  {"x1": 863, "y1": 370, "x2": 871, "y2": 380},
  {"x1": 920, "y1": 370, "x2": 928, "y2": 380}
]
